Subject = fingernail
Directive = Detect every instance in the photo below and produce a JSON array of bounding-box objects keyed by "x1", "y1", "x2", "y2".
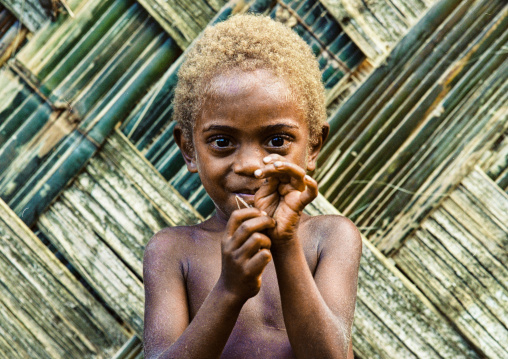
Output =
[
  {"x1": 261, "y1": 211, "x2": 267, "y2": 216},
  {"x1": 254, "y1": 169, "x2": 262, "y2": 177},
  {"x1": 274, "y1": 161, "x2": 282, "y2": 168},
  {"x1": 263, "y1": 156, "x2": 271, "y2": 163},
  {"x1": 305, "y1": 175, "x2": 312, "y2": 181}
]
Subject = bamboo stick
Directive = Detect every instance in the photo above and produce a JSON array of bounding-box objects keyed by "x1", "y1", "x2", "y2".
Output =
[
  {"x1": 0, "y1": 0, "x2": 48, "y2": 32},
  {"x1": 0, "y1": 197, "x2": 129, "y2": 358},
  {"x1": 0, "y1": 0, "x2": 182, "y2": 226},
  {"x1": 111, "y1": 335, "x2": 143, "y2": 359},
  {"x1": 318, "y1": 0, "x2": 467, "y2": 169},
  {"x1": 339, "y1": 15, "x2": 507, "y2": 214},
  {"x1": 136, "y1": 0, "x2": 227, "y2": 49},
  {"x1": 317, "y1": 0, "x2": 483, "y2": 189},
  {"x1": 36, "y1": 131, "x2": 203, "y2": 336}
]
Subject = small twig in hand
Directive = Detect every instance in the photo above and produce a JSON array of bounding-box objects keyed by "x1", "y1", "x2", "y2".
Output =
[{"x1": 235, "y1": 195, "x2": 251, "y2": 209}]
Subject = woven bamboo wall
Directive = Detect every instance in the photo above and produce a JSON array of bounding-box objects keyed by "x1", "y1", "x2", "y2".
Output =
[{"x1": 0, "y1": 0, "x2": 506, "y2": 358}]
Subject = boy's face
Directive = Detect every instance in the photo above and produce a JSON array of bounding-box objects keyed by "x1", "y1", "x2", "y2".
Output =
[{"x1": 177, "y1": 69, "x2": 324, "y2": 220}]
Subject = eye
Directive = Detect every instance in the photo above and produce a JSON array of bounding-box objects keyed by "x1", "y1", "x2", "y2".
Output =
[
  {"x1": 268, "y1": 136, "x2": 285, "y2": 147},
  {"x1": 208, "y1": 136, "x2": 234, "y2": 151},
  {"x1": 267, "y1": 134, "x2": 293, "y2": 149},
  {"x1": 214, "y1": 138, "x2": 231, "y2": 147}
]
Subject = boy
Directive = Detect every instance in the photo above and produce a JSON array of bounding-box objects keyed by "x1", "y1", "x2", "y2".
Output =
[{"x1": 143, "y1": 15, "x2": 362, "y2": 359}]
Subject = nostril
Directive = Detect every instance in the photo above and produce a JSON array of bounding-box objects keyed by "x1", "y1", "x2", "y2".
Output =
[
  {"x1": 233, "y1": 158, "x2": 263, "y2": 176},
  {"x1": 232, "y1": 147, "x2": 264, "y2": 175}
]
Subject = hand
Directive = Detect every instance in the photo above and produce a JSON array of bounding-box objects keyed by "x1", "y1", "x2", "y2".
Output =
[
  {"x1": 218, "y1": 208, "x2": 275, "y2": 302},
  {"x1": 253, "y1": 154, "x2": 318, "y2": 245}
]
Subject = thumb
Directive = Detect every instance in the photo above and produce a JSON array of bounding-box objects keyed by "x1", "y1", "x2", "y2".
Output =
[{"x1": 254, "y1": 177, "x2": 279, "y2": 215}]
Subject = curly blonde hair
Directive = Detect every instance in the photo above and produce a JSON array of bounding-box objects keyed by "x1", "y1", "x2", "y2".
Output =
[{"x1": 173, "y1": 14, "x2": 326, "y2": 143}]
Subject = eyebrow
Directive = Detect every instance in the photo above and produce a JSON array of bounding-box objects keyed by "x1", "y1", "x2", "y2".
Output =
[
  {"x1": 203, "y1": 125, "x2": 237, "y2": 133},
  {"x1": 262, "y1": 123, "x2": 299, "y2": 131},
  {"x1": 202, "y1": 123, "x2": 299, "y2": 133}
]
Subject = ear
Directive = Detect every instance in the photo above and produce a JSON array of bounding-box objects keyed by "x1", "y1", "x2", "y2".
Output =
[
  {"x1": 173, "y1": 124, "x2": 198, "y2": 173},
  {"x1": 307, "y1": 123, "x2": 329, "y2": 172}
]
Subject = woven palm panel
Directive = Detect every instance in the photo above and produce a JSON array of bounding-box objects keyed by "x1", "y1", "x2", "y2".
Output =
[
  {"x1": 0, "y1": 197, "x2": 129, "y2": 358},
  {"x1": 0, "y1": 0, "x2": 180, "y2": 225},
  {"x1": 393, "y1": 169, "x2": 508, "y2": 358}
]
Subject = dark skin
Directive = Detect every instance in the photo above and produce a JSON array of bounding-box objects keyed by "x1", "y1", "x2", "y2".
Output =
[{"x1": 143, "y1": 69, "x2": 362, "y2": 358}]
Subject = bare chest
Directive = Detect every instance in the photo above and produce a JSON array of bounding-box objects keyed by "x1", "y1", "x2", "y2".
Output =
[
  {"x1": 186, "y1": 252, "x2": 285, "y2": 328},
  {"x1": 184, "y1": 240, "x2": 318, "y2": 358}
]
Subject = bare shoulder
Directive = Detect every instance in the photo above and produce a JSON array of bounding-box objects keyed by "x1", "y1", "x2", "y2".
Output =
[
  {"x1": 144, "y1": 226, "x2": 191, "y2": 258},
  {"x1": 302, "y1": 214, "x2": 362, "y2": 261},
  {"x1": 143, "y1": 225, "x2": 199, "y2": 278}
]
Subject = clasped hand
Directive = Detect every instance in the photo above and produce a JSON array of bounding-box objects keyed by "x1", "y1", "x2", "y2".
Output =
[
  {"x1": 219, "y1": 155, "x2": 317, "y2": 302},
  {"x1": 254, "y1": 154, "x2": 318, "y2": 245}
]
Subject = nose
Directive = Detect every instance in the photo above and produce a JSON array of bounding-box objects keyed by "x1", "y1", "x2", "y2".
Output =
[{"x1": 232, "y1": 145, "x2": 263, "y2": 176}]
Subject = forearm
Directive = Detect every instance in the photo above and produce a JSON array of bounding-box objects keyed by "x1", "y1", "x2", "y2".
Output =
[
  {"x1": 153, "y1": 282, "x2": 243, "y2": 359},
  {"x1": 272, "y1": 240, "x2": 349, "y2": 359}
]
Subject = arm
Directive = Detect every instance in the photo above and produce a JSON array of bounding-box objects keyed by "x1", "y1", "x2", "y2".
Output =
[
  {"x1": 254, "y1": 156, "x2": 362, "y2": 359},
  {"x1": 143, "y1": 209, "x2": 275, "y2": 359},
  {"x1": 272, "y1": 216, "x2": 361, "y2": 359}
]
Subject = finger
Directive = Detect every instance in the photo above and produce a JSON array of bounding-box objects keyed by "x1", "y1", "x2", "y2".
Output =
[
  {"x1": 245, "y1": 249, "x2": 272, "y2": 276},
  {"x1": 230, "y1": 215, "x2": 275, "y2": 250},
  {"x1": 299, "y1": 175, "x2": 319, "y2": 207},
  {"x1": 226, "y1": 208, "x2": 266, "y2": 238},
  {"x1": 235, "y1": 232, "x2": 271, "y2": 259},
  {"x1": 262, "y1": 154, "x2": 285, "y2": 165},
  {"x1": 255, "y1": 176, "x2": 279, "y2": 200},
  {"x1": 278, "y1": 182, "x2": 295, "y2": 197},
  {"x1": 255, "y1": 162, "x2": 306, "y2": 191}
]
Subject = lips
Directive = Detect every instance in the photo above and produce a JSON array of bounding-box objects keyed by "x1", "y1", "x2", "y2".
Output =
[
  {"x1": 234, "y1": 188, "x2": 257, "y2": 195},
  {"x1": 231, "y1": 187, "x2": 259, "y2": 206}
]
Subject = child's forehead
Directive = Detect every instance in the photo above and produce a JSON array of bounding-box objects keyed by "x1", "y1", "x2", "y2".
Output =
[
  {"x1": 202, "y1": 69, "x2": 302, "y2": 117},
  {"x1": 206, "y1": 68, "x2": 293, "y2": 98},
  {"x1": 193, "y1": 68, "x2": 310, "y2": 138}
]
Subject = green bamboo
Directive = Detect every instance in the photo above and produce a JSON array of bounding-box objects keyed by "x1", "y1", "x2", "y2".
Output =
[
  {"x1": 328, "y1": 1, "x2": 506, "y2": 209},
  {"x1": 0, "y1": 102, "x2": 52, "y2": 185},
  {"x1": 374, "y1": 72, "x2": 508, "y2": 249},
  {"x1": 0, "y1": 198, "x2": 128, "y2": 358},
  {"x1": 393, "y1": 169, "x2": 508, "y2": 357},
  {"x1": 136, "y1": 0, "x2": 227, "y2": 49},
  {"x1": 350, "y1": 21, "x2": 508, "y2": 226},
  {"x1": 0, "y1": 6, "x2": 28, "y2": 67},
  {"x1": 361, "y1": 72, "x2": 507, "y2": 240},
  {"x1": 317, "y1": 0, "x2": 495, "y2": 199},
  {"x1": 43, "y1": 1, "x2": 146, "y2": 100},
  {"x1": 376, "y1": 89, "x2": 508, "y2": 246},
  {"x1": 73, "y1": 22, "x2": 172, "y2": 118},
  {"x1": 0, "y1": 0, "x2": 184, "y2": 226},
  {"x1": 9, "y1": 35, "x2": 180, "y2": 226},
  {"x1": 0, "y1": 0, "x2": 47, "y2": 32},
  {"x1": 317, "y1": 0, "x2": 466, "y2": 169}
]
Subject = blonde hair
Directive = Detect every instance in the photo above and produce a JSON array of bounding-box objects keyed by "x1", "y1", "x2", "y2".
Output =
[{"x1": 173, "y1": 14, "x2": 326, "y2": 143}]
